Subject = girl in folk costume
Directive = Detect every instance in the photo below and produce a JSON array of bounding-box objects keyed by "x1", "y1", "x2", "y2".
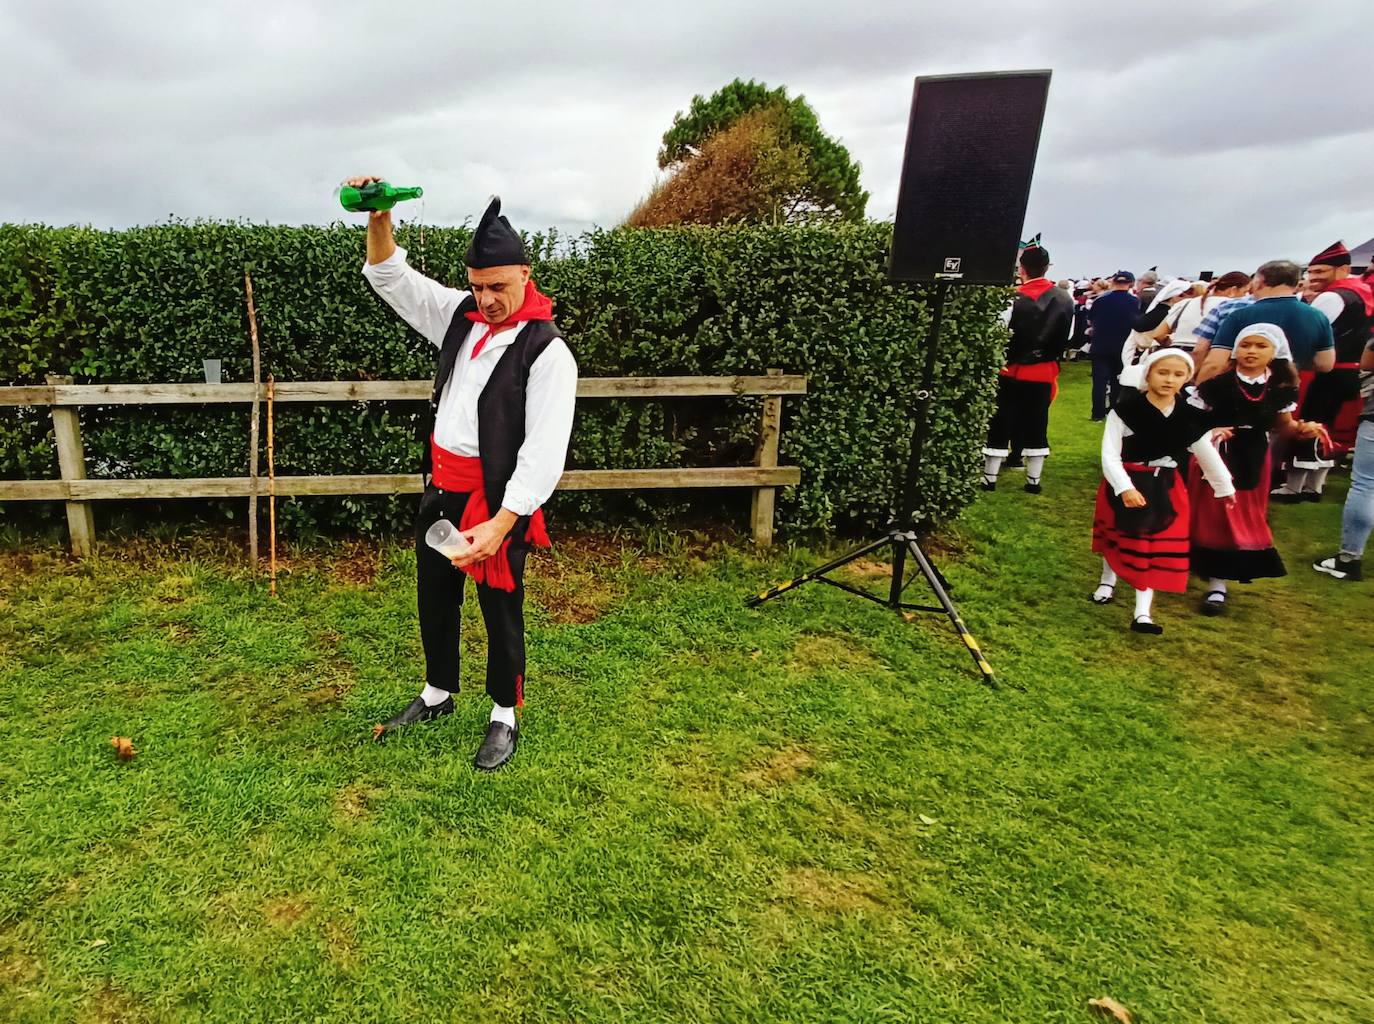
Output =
[
  {"x1": 1091, "y1": 348, "x2": 1236, "y2": 634},
  {"x1": 1187, "y1": 324, "x2": 1327, "y2": 614}
]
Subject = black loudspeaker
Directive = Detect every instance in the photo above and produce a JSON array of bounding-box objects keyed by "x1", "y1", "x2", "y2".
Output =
[
  {"x1": 1199, "y1": 270, "x2": 1215, "y2": 282},
  {"x1": 888, "y1": 70, "x2": 1052, "y2": 285}
]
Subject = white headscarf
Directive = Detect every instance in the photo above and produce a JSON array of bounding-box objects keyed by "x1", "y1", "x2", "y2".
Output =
[
  {"x1": 1145, "y1": 277, "x2": 1194, "y2": 313},
  {"x1": 1134, "y1": 346, "x2": 1195, "y2": 390},
  {"x1": 1230, "y1": 322, "x2": 1293, "y2": 362}
]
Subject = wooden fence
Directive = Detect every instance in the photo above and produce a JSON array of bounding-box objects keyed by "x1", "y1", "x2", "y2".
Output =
[{"x1": 0, "y1": 371, "x2": 806, "y2": 554}]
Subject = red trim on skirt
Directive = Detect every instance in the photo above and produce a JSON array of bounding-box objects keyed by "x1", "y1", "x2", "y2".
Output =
[
  {"x1": 1092, "y1": 467, "x2": 1192, "y2": 592},
  {"x1": 1189, "y1": 451, "x2": 1273, "y2": 553}
]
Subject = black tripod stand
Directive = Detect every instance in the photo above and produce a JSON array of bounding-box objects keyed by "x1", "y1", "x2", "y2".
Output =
[{"x1": 747, "y1": 281, "x2": 995, "y2": 685}]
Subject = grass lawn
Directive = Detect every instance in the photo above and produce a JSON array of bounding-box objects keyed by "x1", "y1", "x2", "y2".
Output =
[{"x1": 2, "y1": 362, "x2": 1371, "y2": 1022}]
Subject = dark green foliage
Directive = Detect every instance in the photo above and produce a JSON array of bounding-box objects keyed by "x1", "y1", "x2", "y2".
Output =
[
  {"x1": 657, "y1": 78, "x2": 870, "y2": 222},
  {"x1": 0, "y1": 221, "x2": 1007, "y2": 537}
]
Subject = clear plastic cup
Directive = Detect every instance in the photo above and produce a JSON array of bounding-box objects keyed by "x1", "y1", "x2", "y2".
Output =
[{"x1": 424, "y1": 519, "x2": 473, "y2": 561}]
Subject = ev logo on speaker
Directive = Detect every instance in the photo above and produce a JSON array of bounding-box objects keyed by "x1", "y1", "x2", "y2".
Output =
[{"x1": 943, "y1": 257, "x2": 961, "y2": 273}]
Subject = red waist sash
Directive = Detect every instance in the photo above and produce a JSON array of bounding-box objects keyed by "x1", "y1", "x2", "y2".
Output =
[
  {"x1": 430, "y1": 437, "x2": 549, "y2": 592},
  {"x1": 999, "y1": 360, "x2": 1061, "y2": 401}
]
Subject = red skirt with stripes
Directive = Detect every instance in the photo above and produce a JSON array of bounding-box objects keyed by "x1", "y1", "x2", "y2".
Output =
[{"x1": 1092, "y1": 468, "x2": 1192, "y2": 592}]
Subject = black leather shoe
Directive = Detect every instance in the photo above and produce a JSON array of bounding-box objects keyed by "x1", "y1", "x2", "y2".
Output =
[
  {"x1": 372, "y1": 695, "x2": 454, "y2": 742},
  {"x1": 1023, "y1": 482, "x2": 1042, "y2": 495},
  {"x1": 474, "y1": 720, "x2": 519, "y2": 771}
]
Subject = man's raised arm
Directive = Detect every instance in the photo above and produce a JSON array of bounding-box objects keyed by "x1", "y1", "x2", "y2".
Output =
[{"x1": 345, "y1": 174, "x2": 466, "y2": 348}]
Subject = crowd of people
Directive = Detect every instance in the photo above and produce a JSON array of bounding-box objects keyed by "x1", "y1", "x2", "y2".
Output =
[{"x1": 984, "y1": 239, "x2": 1374, "y2": 634}]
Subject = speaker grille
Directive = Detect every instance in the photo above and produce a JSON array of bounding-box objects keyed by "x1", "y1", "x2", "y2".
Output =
[{"x1": 888, "y1": 71, "x2": 1052, "y2": 285}]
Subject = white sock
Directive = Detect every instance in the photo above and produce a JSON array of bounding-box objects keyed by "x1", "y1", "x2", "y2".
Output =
[
  {"x1": 1133, "y1": 588, "x2": 1154, "y2": 620},
  {"x1": 490, "y1": 703, "x2": 517, "y2": 728},
  {"x1": 1308, "y1": 467, "x2": 1331, "y2": 493},
  {"x1": 1024, "y1": 455, "x2": 1046, "y2": 485},
  {"x1": 1284, "y1": 469, "x2": 1310, "y2": 493},
  {"x1": 420, "y1": 684, "x2": 451, "y2": 707},
  {"x1": 1206, "y1": 578, "x2": 1227, "y2": 600},
  {"x1": 1100, "y1": 560, "x2": 1118, "y2": 587},
  {"x1": 982, "y1": 454, "x2": 1005, "y2": 485}
]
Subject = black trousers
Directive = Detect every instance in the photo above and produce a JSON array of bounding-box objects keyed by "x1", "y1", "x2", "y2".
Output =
[
  {"x1": 984, "y1": 376, "x2": 1053, "y2": 457},
  {"x1": 1091, "y1": 358, "x2": 1122, "y2": 420},
  {"x1": 414, "y1": 485, "x2": 527, "y2": 708}
]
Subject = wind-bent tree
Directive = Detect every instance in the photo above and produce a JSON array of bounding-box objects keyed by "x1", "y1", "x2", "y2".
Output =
[{"x1": 627, "y1": 79, "x2": 868, "y2": 226}]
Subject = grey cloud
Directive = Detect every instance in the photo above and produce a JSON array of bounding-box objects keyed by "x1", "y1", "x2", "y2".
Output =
[{"x1": 3, "y1": 0, "x2": 1371, "y2": 276}]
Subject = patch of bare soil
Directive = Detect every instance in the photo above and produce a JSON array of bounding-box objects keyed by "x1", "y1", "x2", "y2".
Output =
[
  {"x1": 778, "y1": 867, "x2": 884, "y2": 913},
  {"x1": 263, "y1": 896, "x2": 308, "y2": 930},
  {"x1": 741, "y1": 746, "x2": 816, "y2": 787}
]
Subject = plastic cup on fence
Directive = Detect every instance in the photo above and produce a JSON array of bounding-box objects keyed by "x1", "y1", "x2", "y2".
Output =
[
  {"x1": 425, "y1": 519, "x2": 473, "y2": 562},
  {"x1": 202, "y1": 359, "x2": 222, "y2": 384}
]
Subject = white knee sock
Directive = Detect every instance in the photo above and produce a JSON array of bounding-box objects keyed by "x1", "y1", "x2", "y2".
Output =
[
  {"x1": 490, "y1": 703, "x2": 517, "y2": 728},
  {"x1": 1284, "y1": 469, "x2": 1311, "y2": 493},
  {"x1": 1308, "y1": 467, "x2": 1331, "y2": 493},
  {"x1": 420, "y1": 684, "x2": 451, "y2": 707},
  {"x1": 1100, "y1": 560, "x2": 1118, "y2": 587},
  {"x1": 1133, "y1": 588, "x2": 1154, "y2": 620},
  {"x1": 982, "y1": 455, "x2": 1005, "y2": 485},
  {"x1": 1024, "y1": 455, "x2": 1046, "y2": 485},
  {"x1": 1206, "y1": 578, "x2": 1227, "y2": 600}
]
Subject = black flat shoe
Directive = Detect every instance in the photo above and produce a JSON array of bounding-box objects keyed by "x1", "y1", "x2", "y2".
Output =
[
  {"x1": 1130, "y1": 617, "x2": 1164, "y2": 635},
  {"x1": 474, "y1": 720, "x2": 519, "y2": 772},
  {"x1": 372, "y1": 695, "x2": 454, "y2": 742},
  {"x1": 1200, "y1": 591, "x2": 1226, "y2": 616},
  {"x1": 1023, "y1": 482, "x2": 1042, "y2": 495},
  {"x1": 1301, "y1": 491, "x2": 1321, "y2": 503},
  {"x1": 981, "y1": 480, "x2": 996, "y2": 492}
]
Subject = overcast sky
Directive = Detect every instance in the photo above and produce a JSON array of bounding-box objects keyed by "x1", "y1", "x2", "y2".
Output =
[{"x1": 4, "y1": 0, "x2": 1371, "y2": 279}]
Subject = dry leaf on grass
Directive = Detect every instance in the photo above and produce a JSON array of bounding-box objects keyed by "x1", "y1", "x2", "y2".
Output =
[
  {"x1": 88, "y1": 939, "x2": 109, "y2": 949},
  {"x1": 109, "y1": 736, "x2": 137, "y2": 761},
  {"x1": 918, "y1": 814, "x2": 937, "y2": 826},
  {"x1": 1088, "y1": 996, "x2": 1133, "y2": 1023},
  {"x1": 371, "y1": 723, "x2": 386, "y2": 743}
]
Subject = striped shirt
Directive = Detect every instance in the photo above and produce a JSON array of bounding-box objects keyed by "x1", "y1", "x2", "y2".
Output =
[{"x1": 1192, "y1": 295, "x2": 1254, "y2": 343}]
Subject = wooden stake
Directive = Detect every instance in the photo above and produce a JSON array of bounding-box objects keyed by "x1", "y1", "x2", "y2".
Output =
[
  {"x1": 245, "y1": 271, "x2": 261, "y2": 573},
  {"x1": 266, "y1": 373, "x2": 277, "y2": 597}
]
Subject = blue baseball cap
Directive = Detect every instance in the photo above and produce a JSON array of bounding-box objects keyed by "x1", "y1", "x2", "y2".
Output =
[{"x1": 1111, "y1": 269, "x2": 1135, "y2": 284}]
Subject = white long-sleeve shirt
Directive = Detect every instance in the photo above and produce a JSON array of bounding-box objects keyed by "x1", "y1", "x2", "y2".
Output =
[
  {"x1": 1101, "y1": 403, "x2": 1235, "y2": 499},
  {"x1": 362, "y1": 247, "x2": 577, "y2": 516},
  {"x1": 1311, "y1": 290, "x2": 1344, "y2": 324}
]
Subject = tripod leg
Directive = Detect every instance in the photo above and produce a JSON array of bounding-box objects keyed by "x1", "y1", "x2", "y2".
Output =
[
  {"x1": 748, "y1": 534, "x2": 893, "y2": 607},
  {"x1": 904, "y1": 537, "x2": 995, "y2": 685}
]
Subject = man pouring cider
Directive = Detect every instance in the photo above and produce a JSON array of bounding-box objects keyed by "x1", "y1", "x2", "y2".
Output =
[{"x1": 346, "y1": 175, "x2": 577, "y2": 771}]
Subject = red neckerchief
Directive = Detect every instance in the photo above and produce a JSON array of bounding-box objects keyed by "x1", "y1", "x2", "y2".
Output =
[
  {"x1": 1327, "y1": 277, "x2": 1374, "y2": 317},
  {"x1": 1018, "y1": 277, "x2": 1056, "y2": 300},
  {"x1": 463, "y1": 280, "x2": 554, "y2": 359}
]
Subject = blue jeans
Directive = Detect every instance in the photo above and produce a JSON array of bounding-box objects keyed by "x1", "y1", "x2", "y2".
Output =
[{"x1": 1341, "y1": 419, "x2": 1374, "y2": 558}]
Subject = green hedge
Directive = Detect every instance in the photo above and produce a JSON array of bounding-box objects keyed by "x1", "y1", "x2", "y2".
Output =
[{"x1": 0, "y1": 221, "x2": 1008, "y2": 536}]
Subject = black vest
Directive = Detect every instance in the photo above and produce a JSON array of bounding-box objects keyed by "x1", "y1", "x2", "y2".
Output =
[
  {"x1": 1331, "y1": 288, "x2": 1373, "y2": 365},
  {"x1": 1114, "y1": 390, "x2": 1208, "y2": 464},
  {"x1": 1006, "y1": 282, "x2": 1075, "y2": 365},
  {"x1": 420, "y1": 296, "x2": 567, "y2": 542}
]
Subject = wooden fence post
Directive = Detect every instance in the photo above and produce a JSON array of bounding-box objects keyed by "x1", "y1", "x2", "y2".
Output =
[
  {"x1": 45, "y1": 374, "x2": 96, "y2": 556},
  {"x1": 751, "y1": 368, "x2": 784, "y2": 547}
]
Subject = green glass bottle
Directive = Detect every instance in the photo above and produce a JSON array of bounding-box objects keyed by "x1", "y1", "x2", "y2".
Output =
[{"x1": 338, "y1": 181, "x2": 424, "y2": 212}]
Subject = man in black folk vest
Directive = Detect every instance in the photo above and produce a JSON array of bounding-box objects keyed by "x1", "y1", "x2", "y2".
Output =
[{"x1": 348, "y1": 177, "x2": 578, "y2": 770}]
